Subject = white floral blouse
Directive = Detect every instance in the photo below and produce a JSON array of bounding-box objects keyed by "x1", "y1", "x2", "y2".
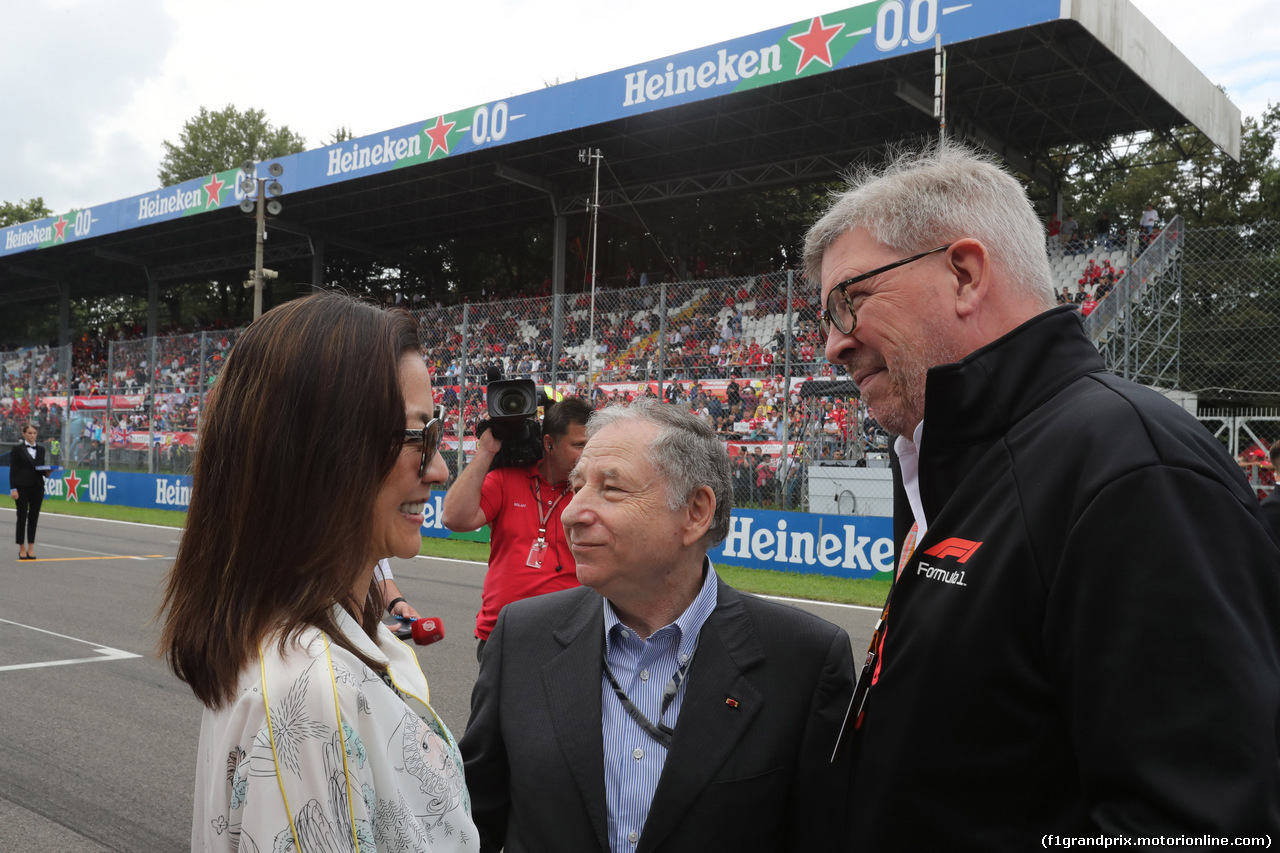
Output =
[{"x1": 192, "y1": 605, "x2": 477, "y2": 852}]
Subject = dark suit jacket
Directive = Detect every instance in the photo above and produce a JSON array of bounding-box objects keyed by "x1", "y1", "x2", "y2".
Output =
[
  {"x1": 459, "y1": 576, "x2": 855, "y2": 853},
  {"x1": 9, "y1": 443, "x2": 46, "y2": 489}
]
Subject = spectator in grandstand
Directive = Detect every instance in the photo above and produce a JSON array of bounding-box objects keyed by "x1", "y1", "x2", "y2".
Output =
[
  {"x1": 1056, "y1": 285, "x2": 1072, "y2": 306},
  {"x1": 1139, "y1": 202, "x2": 1159, "y2": 235},
  {"x1": 1079, "y1": 292, "x2": 1098, "y2": 316},
  {"x1": 440, "y1": 397, "x2": 592, "y2": 663},
  {"x1": 1094, "y1": 211, "x2": 1110, "y2": 245},
  {"x1": 1046, "y1": 212, "x2": 1060, "y2": 241},
  {"x1": 1095, "y1": 274, "x2": 1114, "y2": 301},
  {"x1": 459, "y1": 400, "x2": 853, "y2": 853},
  {"x1": 158, "y1": 292, "x2": 475, "y2": 852},
  {"x1": 1057, "y1": 212, "x2": 1077, "y2": 247},
  {"x1": 10, "y1": 423, "x2": 49, "y2": 560},
  {"x1": 1263, "y1": 440, "x2": 1280, "y2": 544},
  {"x1": 806, "y1": 140, "x2": 1280, "y2": 847}
]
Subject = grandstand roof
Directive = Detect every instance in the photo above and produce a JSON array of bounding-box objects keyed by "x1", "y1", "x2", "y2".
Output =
[{"x1": 0, "y1": 0, "x2": 1239, "y2": 322}]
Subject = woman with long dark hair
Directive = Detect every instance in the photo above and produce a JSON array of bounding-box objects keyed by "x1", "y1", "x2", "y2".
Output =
[{"x1": 159, "y1": 292, "x2": 475, "y2": 852}]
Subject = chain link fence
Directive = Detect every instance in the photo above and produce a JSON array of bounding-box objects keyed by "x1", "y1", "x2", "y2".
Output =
[
  {"x1": 413, "y1": 271, "x2": 892, "y2": 515},
  {"x1": 17, "y1": 218, "x2": 1277, "y2": 516},
  {"x1": 1179, "y1": 220, "x2": 1280, "y2": 495},
  {"x1": 0, "y1": 344, "x2": 71, "y2": 456},
  {"x1": 1179, "y1": 220, "x2": 1280, "y2": 407},
  {"x1": 99, "y1": 329, "x2": 244, "y2": 474}
]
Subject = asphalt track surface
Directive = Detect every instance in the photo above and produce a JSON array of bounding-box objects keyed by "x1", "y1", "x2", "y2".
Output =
[{"x1": 0, "y1": 508, "x2": 881, "y2": 852}]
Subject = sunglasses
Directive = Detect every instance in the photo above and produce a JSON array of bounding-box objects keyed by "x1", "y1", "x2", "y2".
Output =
[
  {"x1": 820, "y1": 245, "x2": 951, "y2": 338},
  {"x1": 403, "y1": 406, "x2": 444, "y2": 478}
]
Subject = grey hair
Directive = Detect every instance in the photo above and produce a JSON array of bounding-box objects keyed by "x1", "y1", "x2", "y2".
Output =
[
  {"x1": 803, "y1": 140, "x2": 1055, "y2": 309},
  {"x1": 586, "y1": 399, "x2": 733, "y2": 547}
]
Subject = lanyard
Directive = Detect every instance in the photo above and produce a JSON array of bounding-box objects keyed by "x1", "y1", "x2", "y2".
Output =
[
  {"x1": 601, "y1": 637, "x2": 699, "y2": 749},
  {"x1": 832, "y1": 522, "x2": 919, "y2": 759},
  {"x1": 531, "y1": 476, "x2": 569, "y2": 543}
]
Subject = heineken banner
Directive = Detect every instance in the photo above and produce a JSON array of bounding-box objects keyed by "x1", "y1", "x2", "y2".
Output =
[
  {"x1": 1, "y1": 0, "x2": 1060, "y2": 257},
  {"x1": 0, "y1": 466, "x2": 190, "y2": 510}
]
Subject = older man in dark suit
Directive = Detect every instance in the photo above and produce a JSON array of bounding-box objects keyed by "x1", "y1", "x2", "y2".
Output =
[{"x1": 460, "y1": 399, "x2": 853, "y2": 853}]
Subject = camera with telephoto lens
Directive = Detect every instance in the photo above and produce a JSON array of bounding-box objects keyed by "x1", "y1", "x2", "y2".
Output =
[{"x1": 475, "y1": 370, "x2": 547, "y2": 470}]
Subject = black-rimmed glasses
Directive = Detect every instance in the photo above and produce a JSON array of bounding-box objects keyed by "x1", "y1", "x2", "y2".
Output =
[
  {"x1": 820, "y1": 245, "x2": 951, "y2": 338},
  {"x1": 403, "y1": 407, "x2": 444, "y2": 478}
]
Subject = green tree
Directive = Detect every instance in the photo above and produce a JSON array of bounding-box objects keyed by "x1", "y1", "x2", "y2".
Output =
[
  {"x1": 157, "y1": 105, "x2": 307, "y2": 186},
  {"x1": 1044, "y1": 104, "x2": 1280, "y2": 232},
  {"x1": 0, "y1": 197, "x2": 53, "y2": 227}
]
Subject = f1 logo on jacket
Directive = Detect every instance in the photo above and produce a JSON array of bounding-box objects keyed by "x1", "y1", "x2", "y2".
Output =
[{"x1": 922, "y1": 538, "x2": 983, "y2": 563}]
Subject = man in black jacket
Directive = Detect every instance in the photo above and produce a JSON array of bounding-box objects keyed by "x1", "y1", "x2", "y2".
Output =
[{"x1": 805, "y1": 141, "x2": 1280, "y2": 848}]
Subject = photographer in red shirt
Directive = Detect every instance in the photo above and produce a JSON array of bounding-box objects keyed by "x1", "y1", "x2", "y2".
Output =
[{"x1": 442, "y1": 396, "x2": 591, "y2": 662}]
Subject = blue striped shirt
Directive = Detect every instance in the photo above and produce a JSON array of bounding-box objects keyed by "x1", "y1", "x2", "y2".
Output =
[{"x1": 601, "y1": 561, "x2": 719, "y2": 852}]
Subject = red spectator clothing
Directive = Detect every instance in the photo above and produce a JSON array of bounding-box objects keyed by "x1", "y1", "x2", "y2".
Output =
[
  {"x1": 1081, "y1": 297, "x2": 1098, "y2": 316},
  {"x1": 475, "y1": 465, "x2": 579, "y2": 640}
]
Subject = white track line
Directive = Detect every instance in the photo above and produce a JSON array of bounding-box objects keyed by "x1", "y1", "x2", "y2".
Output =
[{"x1": 0, "y1": 618, "x2": 142, "y2": 671}]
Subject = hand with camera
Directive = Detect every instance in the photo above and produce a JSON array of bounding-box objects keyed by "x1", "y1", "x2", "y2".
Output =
[
  {"x1": 441, "y1": 372, "x2": 532, "y2": 535},
  {"x1": 440, "y1": 423, "x2": 501, "y2": 534}
]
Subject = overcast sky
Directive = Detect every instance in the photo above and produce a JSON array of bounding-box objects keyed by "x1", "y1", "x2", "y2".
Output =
[{"x1": 2, "y1": 0, "x2": 1277, "y2": 215}]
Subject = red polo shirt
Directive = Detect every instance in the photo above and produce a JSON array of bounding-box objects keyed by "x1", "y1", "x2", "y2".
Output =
[{"x1": 475, "y1": 464, "x2": 579, "y2": 639}]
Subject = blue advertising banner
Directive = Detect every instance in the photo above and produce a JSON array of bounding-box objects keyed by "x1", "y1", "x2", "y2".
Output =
[
  {"x1": 0, "y1": 464, "x2": 189, "y2": 510},
  {"x1": 711, "y1": 507, "x2": 895, "y2": 579},
  {"x1": 1, "y1": 0, "x2": 1062, "y2": 258}
]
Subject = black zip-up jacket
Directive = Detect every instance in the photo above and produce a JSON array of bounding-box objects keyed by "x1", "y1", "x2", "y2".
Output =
[{"x1": 851, "y1": 307, "x2": 1280, "y2": 849}]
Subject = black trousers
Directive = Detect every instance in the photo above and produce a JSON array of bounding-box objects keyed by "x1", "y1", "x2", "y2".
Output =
[{"x1": 14, "y1": 486, "x2": 43, "y2": 545}]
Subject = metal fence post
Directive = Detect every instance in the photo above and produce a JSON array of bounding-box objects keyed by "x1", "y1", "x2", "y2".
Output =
[
  {"x1": 780, "y1": 270, "x2": 794, "y2": 510},
  {"x1": 105, "y1": 342, "x2": 113, "y2": 471},
  {"x1": 148, "y1": 334, "x2": 157, "y2": 474},
  {"x1": 551, "y1": 291, "x2": 563, "y2": 392},
  {"x1": 657, "y1": 281, "x2": 667, "y2": 399},
  {"x1": 457, "y1": 302, "x2": 469, "y2": 476}
]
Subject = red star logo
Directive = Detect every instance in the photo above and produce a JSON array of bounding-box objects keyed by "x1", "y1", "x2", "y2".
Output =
[
  {"x1": 425, "y1": 115, "x2": 456, "y2": 157},
  {"x1": 53, "y1": 216, "x2": 68, "y2": 242},
  {"x1": 203, "y1": 173, "x2": 226, "y2": 208},
  {"x1": 64, "y1": 469, "x2": 82, "y2": 502},
  {"x1": 788, "y1": 16, "x2": 845, "y2": 74}
]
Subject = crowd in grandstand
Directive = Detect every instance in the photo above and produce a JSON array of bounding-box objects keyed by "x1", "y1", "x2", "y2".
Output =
[{"x1": 0, "y1": 210, "x2": 1166, "y2": 492}]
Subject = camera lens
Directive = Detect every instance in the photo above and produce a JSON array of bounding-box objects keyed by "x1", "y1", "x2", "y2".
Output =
[
  {"x1": 487, "y1": 378, "x2": 538, "y2": 421},
  {"x1": 498, "y1": 393, "x2": 526, "y2": 415}
]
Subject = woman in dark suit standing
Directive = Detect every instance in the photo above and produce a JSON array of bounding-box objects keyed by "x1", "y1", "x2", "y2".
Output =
[{"x1": 10, "y1": 423, "x2": 48, "y2": 560}]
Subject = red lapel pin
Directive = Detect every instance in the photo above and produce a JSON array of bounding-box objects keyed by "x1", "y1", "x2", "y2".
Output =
[{"x1": 725, "y1": 697, "x2": 739, "y2": 709}]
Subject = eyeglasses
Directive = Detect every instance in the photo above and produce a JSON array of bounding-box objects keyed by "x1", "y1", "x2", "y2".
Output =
[
  {"x1": 403, "y1": 407, "x2": 444, "y2": 478},
  {"x1": 820, "y1": 245, "x2": 951, "y2": 338}
]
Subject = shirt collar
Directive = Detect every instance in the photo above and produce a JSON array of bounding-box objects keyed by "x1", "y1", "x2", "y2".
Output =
[
  {"x1": 894, "y1": 421, "x2": 928, "y2": 538},
  {"x1": 603, "y1": 558, "x2": 719, "y2": 661},
  {"x1": 330, "y1": 602, "x2": 389, "y2": 666}
]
